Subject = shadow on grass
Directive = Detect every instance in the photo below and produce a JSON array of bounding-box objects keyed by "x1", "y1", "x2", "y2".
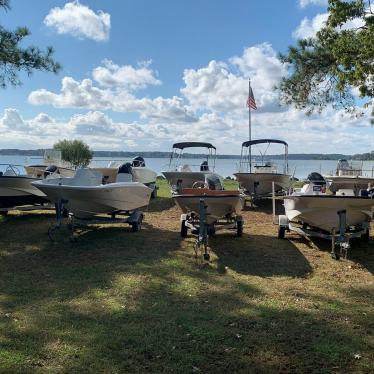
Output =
[
  {"x1": 243, "y1": 198, "x2": 285, "y2": 215},
  {"x1": 0, "y1": 211, "x2": 372, "y2": 373},
  {"x1": 147, "y1": 195, "x2": 175, "y2": 212},
  {"x1": 210, "y1": 232, "x2": 313, "y2": 278},
  {"x1": 294, "y1": 234, "x2": 374, "y2": 275}
]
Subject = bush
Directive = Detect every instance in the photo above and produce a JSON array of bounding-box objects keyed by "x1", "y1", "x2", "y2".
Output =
[{"x1": 53, "y1": 139, "x2": 93, "y2": 168}]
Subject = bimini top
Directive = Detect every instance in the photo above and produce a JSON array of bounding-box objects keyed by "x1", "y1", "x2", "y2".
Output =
[
  {"x1": 241, "y1": 139, "x2": 288, "y2": 147},
  {"x1": 172, "y1": 142, "x2": 216, "y2": 150}
]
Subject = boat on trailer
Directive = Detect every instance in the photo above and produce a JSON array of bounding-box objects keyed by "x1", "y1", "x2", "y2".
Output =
[
  {"x1": 278, "y1": 172, "x2": 374, "y2": 259},
  {"x1": 162, "y1": 142, "x2": 218, "y2": 192},
  {"x1": 173, "y1": 174, "x2": 244, "y2": 261},
  {"x1": 324, "y1": 159, "x2": 374, "y2": 194},
  {"x1": 234, "y1": 139, "x2": 291, "y2": 199}
]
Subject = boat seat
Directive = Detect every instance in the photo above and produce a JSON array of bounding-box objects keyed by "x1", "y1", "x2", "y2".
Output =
[
  {"x1": 178, "y1": 165, "x2": 192, "y2": 172},
  {"x1": 181, "y1": 188, "x2": 240, "y2": 196},
  {"x1": 116, "y1": 173, "x2": 133, "y2": 183},
  {"x1": 336, "y1": 189, "x2": 355, "y2": 196},
  {"x1": 71, "y1": 169, "x2": 103, "y2": 186}
]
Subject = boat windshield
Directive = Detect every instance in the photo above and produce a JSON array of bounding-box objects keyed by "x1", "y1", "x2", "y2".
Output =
[
  {"x1": 167, "y1": 144, "x2": 216, "y2": 172},
  {"x1": 238, "y1": 139, "x2": 288, "y2": 174}
]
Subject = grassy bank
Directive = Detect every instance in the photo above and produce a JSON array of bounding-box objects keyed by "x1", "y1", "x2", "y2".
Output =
[{"x1": 0, "y1": 180, "x2": 373, "y2": 373}]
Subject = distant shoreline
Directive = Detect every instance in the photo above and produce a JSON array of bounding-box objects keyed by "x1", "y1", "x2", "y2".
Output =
[{"x1": 1, "y1": 149, "x2": 373, "y2": 161}]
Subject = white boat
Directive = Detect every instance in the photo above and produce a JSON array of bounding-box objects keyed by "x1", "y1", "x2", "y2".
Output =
[
  {"x1": 91, "y1": 156, "x2": 157, "y2": 196},
  {"x1": 173, "y1": 174, "x2": 244, "y2": 225},
  {"x1": 25, "y1": 149, "x2": 74, "y2": 178},
  {"x1": 324, "y1": 159, "x2": 374, "y2": 194},
  {"x1": 162, "y1": 142, "x2": 219, "y2": 191},
  {"x1": 234, "y1": 139, "x2": 291, "y2": 198},
  {"x1": 0, "y1": 163, "x2": 71, "y2": 210},
  {"x1": 32, "y1": 168, "x2": 152, "y2": 219},
  {"x1": 281, "y1": 172, "x2": 374, "y2": 234}
]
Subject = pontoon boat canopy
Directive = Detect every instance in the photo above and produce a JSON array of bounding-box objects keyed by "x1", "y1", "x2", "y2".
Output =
[
  {"x1": 241, "y1": 139, "x2": 288, "y2": 147},
  {"x1": 172, "y1": 142, "x2": 216, "y2": 150}
]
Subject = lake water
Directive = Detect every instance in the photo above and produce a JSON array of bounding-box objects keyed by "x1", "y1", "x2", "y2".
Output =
[{"x1": 1, "y1": 155, "x2": 374, "y2": 179}]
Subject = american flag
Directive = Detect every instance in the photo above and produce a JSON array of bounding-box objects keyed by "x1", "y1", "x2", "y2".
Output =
[{"x1": 246, "y1": 84, "x2": 257, "y2": 110}]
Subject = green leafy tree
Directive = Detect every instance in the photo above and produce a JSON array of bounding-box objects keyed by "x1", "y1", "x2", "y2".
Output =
[
  {"x1": 54, "y1": 140, "x2": 93, "y2": 169},
  {"x1": 278, "y1": 0, "x2": 374, "y2": 122},
  {"x1": 0, "y1": 0, "x2": 61, "y2": 88}
]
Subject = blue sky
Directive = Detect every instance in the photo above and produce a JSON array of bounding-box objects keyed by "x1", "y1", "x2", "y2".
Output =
[{"x1": 0, "y1": 0, "x2": 373, "y2": 154}]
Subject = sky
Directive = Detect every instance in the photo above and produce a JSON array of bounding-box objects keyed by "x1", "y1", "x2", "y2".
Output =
[{"x1": 0, "y1": 0, "x2": 373, "y2": 155}]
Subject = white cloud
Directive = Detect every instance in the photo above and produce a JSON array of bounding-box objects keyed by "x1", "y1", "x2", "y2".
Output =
[
  {"x1": 69, "y1": 111, "x2": 116, "y2": 135},
  {"x1": 293, "y1": 12, "x2": 365, "y2": 39},
  {"x1": 299, "y1": 0, "x2": 327, "y2": 8},
  {"x1": 293, "y1": 13, "x2": 328, "y2": 39},
  {"x1": 28, "y1": 77, "x2": 195, "y2": 124},
  {"x1": 182, "y1": 43, "x2": 286, "y2": 113},
  {"x1": 0, "y1": 108, "x2": 29, "y2": 131},
  {"x1": 44, "y1": 1, "x2": 110, "y2": 42},
  {"x1": 93, "y1": 60, "x2": 161, "y2": 89}
]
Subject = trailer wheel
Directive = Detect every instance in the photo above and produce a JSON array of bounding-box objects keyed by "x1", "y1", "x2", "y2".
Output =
[
  {"x1": 151, "y1": 186, "x2": 157, "y2": 199},
  {"x1": 278, "y1": 226, "x2": 286, "y2": 239},
  {"x1": 236, "y1": 220, "x2": 243, "y2": 237},
  {"x1": 181, "y1": 220, "x2": 188, "y2": 238},
  {"x1": 0, "y1": 210, "x2": 8, "y2": 217},
  {"x1": 131, "y1": 215, "x2": 143, "y2": 232},
  {"x1": 331, "y1": 252, "x2": 340, "y2": 260},
  {"x1": 362, "y1": 229, "x2": 370, "y2": 243}
]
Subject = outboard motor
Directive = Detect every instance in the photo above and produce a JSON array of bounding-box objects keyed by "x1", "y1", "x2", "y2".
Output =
[
  {"x1": 44, "y1": 165, "x2": 59, "y2": 178},
  {"x1": 117, "y1": 162, "x2": 133, "y2": 182},
  {"x1": 200, "y1": 161, "x2": 209, "y2": 171},
  {"x1": 205, "y1": 174, "x2": 223, "y2": 190},
  {"x1": 306, "y1": 172, "x2": 326, "y2": 193},
  {"x1": 132, "y1": 156, "x2": 145, "y2": 167}
]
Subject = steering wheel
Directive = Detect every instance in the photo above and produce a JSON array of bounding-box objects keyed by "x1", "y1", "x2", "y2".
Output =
[{"x1": 192, "y1": 181, "x2": 209, "y2": 189}]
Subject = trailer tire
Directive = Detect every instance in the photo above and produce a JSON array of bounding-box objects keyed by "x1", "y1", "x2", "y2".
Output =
[
  {"x1": 278, "y1": 226, "x2": 286, "y2": 239},
  {"x1": 236, "y1": 220, "x2": 243, "y2": 237},
  {"x1": 181, "y1": 220, "x2": 188, "y2": 238},
  {"x1": 151, "y1": 186, "x2": 157, "y2": 199},
  {"x1": 0, "y1": 210, "x2": 8, "y2": 217},
  {"x1": 362, "y1": 229, "x2": 370, "y2": 243}
]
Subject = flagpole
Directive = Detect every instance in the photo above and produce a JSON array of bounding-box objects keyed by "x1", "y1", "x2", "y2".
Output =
[{"x1": 248, "y1": 79, "x2": 252, "y2": 173}]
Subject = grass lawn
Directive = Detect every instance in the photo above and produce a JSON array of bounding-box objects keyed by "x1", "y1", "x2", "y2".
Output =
[{"x1": 0, "y1": 179, "x2": 373, "y2": 373}]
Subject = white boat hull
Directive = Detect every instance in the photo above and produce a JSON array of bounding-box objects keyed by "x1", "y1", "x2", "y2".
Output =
[
  {"x1": 234, "y1": 172, "x2": 290, "y2": 196},
  {"x1": 173, "y1": 193, "x2": 244, "y2": 224},
  {"x1": 0, "y1": 176, "x2": 48, "y2": 208},
  {"x1": 33, "y1": 180, "x2": 152, "y2": 219},
  {"x1": 325, "y1": 175, "x2": 374, "y2": 193},
  {"x1": 163, "y1": 171, "x2": 215, "y2": 190},
  {"x1": 284, "y1": 195, "x2": 374, "y2": 233}
]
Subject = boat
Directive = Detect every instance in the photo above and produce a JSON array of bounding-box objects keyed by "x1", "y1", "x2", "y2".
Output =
[
  {"x1": 91, "y1": 156, "x2": 158, "y2": 197},
  {"x1": 162, "y1": 142, "x2": 219, "y2": 192},
  {"x1": 0, "y1": 163, "x2": 72, "y2": 211},
  {"x1": 174, "y1": 174, "x2": 244, "y2": 228},
  {"x1": 25, "y1": 149, "x2": 73, "y2": 178},
  {"x1": 278, "y1": 172, "x2": 374, "y2": 258},
  {"x1": 234, "y1": 139, "x2": 291, "y2": 198},
  {"x1": 324, "y1": 159, "x2": 374, "y2": 194},
  {"x1": 32, "y1": 167, "x2": 152, "y2": 219}
]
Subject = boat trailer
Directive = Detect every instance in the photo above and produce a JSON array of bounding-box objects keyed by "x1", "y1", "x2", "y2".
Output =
[
  {"x1": 180, "y1": 199, "x2": 243, "y2": 262},
  {"x1": 277, "y1": 210, "x2": 370, "y2": 260},
  {"x1": 48, "y1": 199, "x2": 144, "y2": 242},
  {"x1": 0, "y1": 203, "x2": 55, "y2": 216}
]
